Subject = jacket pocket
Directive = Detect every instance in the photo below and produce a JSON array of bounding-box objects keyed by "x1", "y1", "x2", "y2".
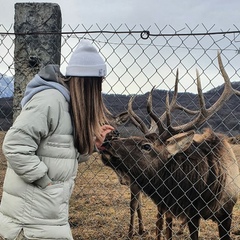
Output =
[{"x1": 31, "y1": 182, "x2": 66, "y2": 220}]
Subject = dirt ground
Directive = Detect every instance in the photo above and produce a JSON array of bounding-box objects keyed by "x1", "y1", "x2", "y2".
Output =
[{"x1": 0, "y1": 131, "x2": 240, "y2": 239}]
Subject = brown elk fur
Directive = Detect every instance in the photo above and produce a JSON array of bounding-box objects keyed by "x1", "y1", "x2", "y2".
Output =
[
  {"x1": 103, "y1": 54, "x2": 240, "y2": 239},
  {"x1": 101, "y1": 128, "x2": 240, "y2": 240}
]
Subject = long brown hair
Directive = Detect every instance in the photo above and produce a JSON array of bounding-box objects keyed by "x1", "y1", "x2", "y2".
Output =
[{"x1": 67, "y1": 76, "x2": 110, "y2": 154}]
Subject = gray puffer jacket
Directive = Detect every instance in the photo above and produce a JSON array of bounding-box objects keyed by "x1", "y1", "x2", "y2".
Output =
[{"x1": 0, "y1": 65, "x2": 89, "y2": 239}]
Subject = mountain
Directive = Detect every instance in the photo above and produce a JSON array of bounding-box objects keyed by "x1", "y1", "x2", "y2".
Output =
[
  {"x1": 103, "y1": 81, "x2": 240, "y2": 137},
  {"x1": 1, "y1": 78, "x2": 240, "y2": 136},
  {"x1": 0, "y1": 74, "x2": 14, "y2": 98}
]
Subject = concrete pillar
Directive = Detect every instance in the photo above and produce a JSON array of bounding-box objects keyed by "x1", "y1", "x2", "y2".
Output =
[{"x1": 13, "y1": 3, "x2": 62, "y2": 119}]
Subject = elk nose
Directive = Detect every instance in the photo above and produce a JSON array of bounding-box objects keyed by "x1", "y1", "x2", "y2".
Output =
[
  {"x1": 112, "y1": 129, "x2": 120, "y2": 138},
  {"x1": 105, "y1": 129, "x2": 120, "y2": 141},
  {"x1": 101, "y1": 130, "x2": 120, "y2": 150}
]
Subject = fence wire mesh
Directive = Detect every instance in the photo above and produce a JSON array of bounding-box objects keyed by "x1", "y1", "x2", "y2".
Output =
[{"x1": 1, "y1": 23, "x2": 240, "y2": 239}]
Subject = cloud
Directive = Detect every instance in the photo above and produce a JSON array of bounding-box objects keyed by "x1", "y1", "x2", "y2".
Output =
[
  {"x1": 2, "y1": 0, "x2": 240, "y2": 28},
  {"x1": 1, "y1": 0, "x2": 240, "y2": 95}
]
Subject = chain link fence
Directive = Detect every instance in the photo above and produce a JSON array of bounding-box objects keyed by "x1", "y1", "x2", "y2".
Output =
[{"x1": 1, "y1": 23, "x2": 240, "y2": 239}]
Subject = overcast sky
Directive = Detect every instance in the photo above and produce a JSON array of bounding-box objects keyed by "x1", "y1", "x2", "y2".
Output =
[
  {"x1": 1, "y1": 0, "x2": 240, "y2": 95},
  {"x1": 2, "y1": 0, "x2": 240, "y2": 29}
]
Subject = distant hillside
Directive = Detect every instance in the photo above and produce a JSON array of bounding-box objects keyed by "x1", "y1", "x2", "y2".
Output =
[
  {"x1": 103, "y1": 81, "x2": 240, "y2": 137},
  {"x1": 0, "y1": 74, "x2": 14, "y2": 98},
  {"x1": 1, "y1": 81, "x2": 240, "y2": 136}
]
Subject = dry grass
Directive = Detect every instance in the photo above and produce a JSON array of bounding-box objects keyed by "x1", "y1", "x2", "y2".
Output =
[{"x1": 0, "y1": 131, "x2": 240, "y2": 239}]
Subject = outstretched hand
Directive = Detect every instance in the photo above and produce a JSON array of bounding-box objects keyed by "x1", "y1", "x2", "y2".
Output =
[{"x1": 95, "y1": 125, "x2": 115, "y2": 150}]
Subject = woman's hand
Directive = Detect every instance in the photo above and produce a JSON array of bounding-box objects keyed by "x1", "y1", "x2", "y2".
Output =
[{"x1": 95, "y1": 125, "x2": 114, "y2": 150}]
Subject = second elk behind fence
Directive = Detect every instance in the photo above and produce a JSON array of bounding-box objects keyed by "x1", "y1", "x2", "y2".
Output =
[{"x1": 100, "y1": 53, "x2": 240, "y2": 240}]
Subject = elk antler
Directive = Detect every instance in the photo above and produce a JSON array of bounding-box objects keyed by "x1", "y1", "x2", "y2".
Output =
[
  {"x1": 128, "y1": 53, "x2": 240, "y2": 139},
  {"x1": 128, "y1": 96, "x2": 150, "y2": 134},
  {"x1": 168, "y1": 52, "x2": 240, "y2": 134},
  {"x1": 147, "y1": 69, "x2": 199, "y2": 134},
  {"x1": 128, "y1": 69, "x2": 198, "y2": 136}
]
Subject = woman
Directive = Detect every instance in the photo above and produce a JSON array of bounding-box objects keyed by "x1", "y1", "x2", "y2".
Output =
[{"x1": 0, "y1": 40, "x2": 114, "y2": 239}]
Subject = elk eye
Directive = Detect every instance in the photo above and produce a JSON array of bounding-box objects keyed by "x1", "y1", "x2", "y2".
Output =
[{"x1": 141, "y1": 143, "x2": 152, "y2": 151}]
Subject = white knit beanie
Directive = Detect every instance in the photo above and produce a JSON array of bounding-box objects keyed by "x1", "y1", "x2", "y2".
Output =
[{"x1": 66, "y1": 39, "x2": 107, "y2": 77}]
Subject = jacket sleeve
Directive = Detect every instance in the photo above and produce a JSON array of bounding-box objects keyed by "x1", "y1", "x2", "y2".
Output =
[
  {"x1": 77, "y1": 153, "x2": 90, "y2": 163},
  {"x1": 2, "y1": 99, "x2": 57, "y2": 188}
]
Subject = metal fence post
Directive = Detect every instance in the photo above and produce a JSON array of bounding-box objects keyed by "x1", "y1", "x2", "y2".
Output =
[{"x1": 13, "y1": 2, "x2": 62, "y2": 119}]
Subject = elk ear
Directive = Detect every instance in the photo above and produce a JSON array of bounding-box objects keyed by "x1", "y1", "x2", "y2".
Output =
[{"x1": 165, "y1": 130, "x2": 195, "y2": 157}]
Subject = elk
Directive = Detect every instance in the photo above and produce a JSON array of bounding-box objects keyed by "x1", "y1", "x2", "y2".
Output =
[
  {"x1": 112, "y1": 157, "x2": 186, "y2": 239},
  {"x1": 107, "y1": 114, "x2": 186, "y2": 239},
  {"x1": 101, "y1": 53, "x2": 240, "y2": 240},
  {"x1": 114, "y1": 170, "x2": 146, "y2": 238},
  {"x1": 103, "y1": 126, "x2": 147, "y2": 238}
]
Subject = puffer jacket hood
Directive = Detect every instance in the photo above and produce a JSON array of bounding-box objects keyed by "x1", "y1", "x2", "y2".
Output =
[{"x1": 21, "y1": 65, "x2": 70, "y2": 107}]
